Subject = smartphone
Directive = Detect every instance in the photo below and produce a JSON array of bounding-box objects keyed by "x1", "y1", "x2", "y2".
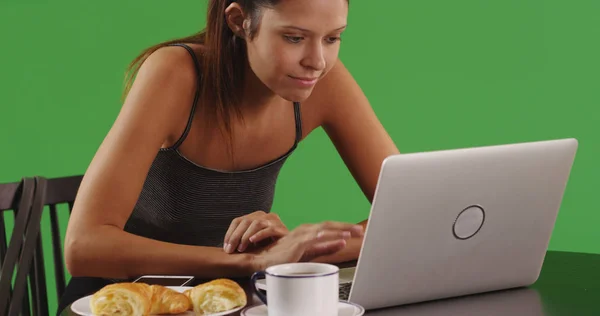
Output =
[{"x1": 133, "y1": 275, "x2": 195, "y2": 287}]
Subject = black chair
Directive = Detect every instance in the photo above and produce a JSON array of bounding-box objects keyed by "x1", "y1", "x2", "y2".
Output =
[
  {"x1": 0, "y1": 177, "x2": 47, "y2": 316},
  {"x1": 0, "y1": 175, "x2": 83, "y2": 316}
]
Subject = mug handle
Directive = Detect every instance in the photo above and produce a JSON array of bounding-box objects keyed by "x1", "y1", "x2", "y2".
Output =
[{"x1": 250, "y1": 271, "x2": 268, "y2": 305}]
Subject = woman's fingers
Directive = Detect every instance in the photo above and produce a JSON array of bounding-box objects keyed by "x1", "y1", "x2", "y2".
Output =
[
  {"x1": 225, "y1": 220, "x2": 252, "y2": 253},
  {"x1": 255, "y1": 221, "x2": 363, "y2": 268},
  {"x1": 223, "y1": 211, "x2": 287, "y2": 253},
  {"x1": 294, "y1": 223, "x2": 362, "y2": 260},
  {"x1": 249, "y1": 225, "x2": 287, "y2": 245},
  {"x1": 238, "y1": 221, "x2": 268, "y2": 252},
  {"x1": 223, "y1": 218, "x2": 241, "y2": 251},
  {"x1": 302, "y1": 240, "x2": 348, "y2": 261},
  {"x1": 317, "y1": 221, "x2": 364, "y2": 237},
  {"x1": 316, "y1": 229, "x2": 352, "y2": 241}
]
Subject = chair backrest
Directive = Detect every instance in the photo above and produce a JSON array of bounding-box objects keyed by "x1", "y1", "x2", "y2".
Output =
[
  {"x1": 0, "y1": 175, "x2": 82, "y2": 316},
  {"x1": 0, "y1": 177, "x2": 47, "y2": 316}
]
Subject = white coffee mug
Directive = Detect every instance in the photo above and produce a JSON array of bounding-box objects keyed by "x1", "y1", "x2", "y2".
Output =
[{"x1": 251, "y1": 262, "x2": 339, "y2": 316}]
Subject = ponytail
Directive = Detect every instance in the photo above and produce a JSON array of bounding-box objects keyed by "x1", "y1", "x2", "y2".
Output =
[{"x1": 201, "y1": 0, "x2": 246, "y2": 138}]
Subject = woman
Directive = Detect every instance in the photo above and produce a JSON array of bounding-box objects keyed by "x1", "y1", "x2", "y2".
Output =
[{"x1": 59, "y1": 0, "x2": 399, "y2": 312}]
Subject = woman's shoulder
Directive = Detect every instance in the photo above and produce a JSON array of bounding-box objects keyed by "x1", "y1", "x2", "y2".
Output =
[
  {"x1": 139, "y1": 43, "x2": 204, "y2": 83},
  {"x1": 130, "y1": 42, "x2": 207, "y2": 111},
  {"x1": 121, "y1": 43, "x2": 206, "y2": 146}
]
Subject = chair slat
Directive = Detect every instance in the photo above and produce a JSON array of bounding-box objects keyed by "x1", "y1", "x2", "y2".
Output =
[
  {"x1": 0, "y1": 182, "x2": 20, "y2": 211},
  {"x1": 20, "y1": 288, "x2": 30, "y2": 316},
  {"x1": 0, "y1": 213, "x2": 7, "y2": 270},
  {"x1": 0, "y1": 178, "x2": 35, "y2": 312},
  {"x1": 50, "y1": 204, "x2": 66, "y2": 299},
  {"x1": 7, "y1": 177, "x2": 47, "y2": 316},
  {"x1": 29, "y1": 250, "x2": 41, "y2": 316},
  {"x1": 30, "y1": 236, "x2": 49, "y2": 316}
]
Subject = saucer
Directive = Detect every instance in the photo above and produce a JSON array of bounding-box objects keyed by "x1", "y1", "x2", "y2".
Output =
[{"x1": 241, "y1": 301, "x2": 365, "y2": 316}]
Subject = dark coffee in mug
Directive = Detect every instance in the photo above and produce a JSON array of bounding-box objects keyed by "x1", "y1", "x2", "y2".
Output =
[{"x1": 286, "y1": 271, "x2": 319, "y2": 275}]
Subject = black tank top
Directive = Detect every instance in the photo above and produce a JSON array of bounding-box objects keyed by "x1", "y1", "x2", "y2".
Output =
[
  {"x1": 123, "y1": 43, "x2": 302, "y2": 247},
  {"x1": 57, "y1": 43, "x2": 302, "y2": 314}
]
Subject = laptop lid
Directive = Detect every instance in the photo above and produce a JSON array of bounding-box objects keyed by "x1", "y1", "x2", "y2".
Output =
[{"x1": 347, "y1": 138, "x2": 578, "y2": 310}]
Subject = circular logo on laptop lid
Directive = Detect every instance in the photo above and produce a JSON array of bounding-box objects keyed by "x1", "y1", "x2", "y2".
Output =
[{"x1": 453, "y1": 205, "x2": 485, "y2": 240}]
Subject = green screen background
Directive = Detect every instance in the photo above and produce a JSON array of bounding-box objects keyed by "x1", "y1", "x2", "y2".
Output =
[{"x1": 1, "y1": 0, "x2": 598, "y2": 314}]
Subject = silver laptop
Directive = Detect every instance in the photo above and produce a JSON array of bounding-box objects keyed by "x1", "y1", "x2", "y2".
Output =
[{"x1": 260, "y1": 138, "x2": 578, "y2": 311}]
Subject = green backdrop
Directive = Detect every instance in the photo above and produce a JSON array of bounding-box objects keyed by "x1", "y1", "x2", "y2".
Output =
[{"x1": 1, "y1": 0, "x2": 598, "y2": 314}]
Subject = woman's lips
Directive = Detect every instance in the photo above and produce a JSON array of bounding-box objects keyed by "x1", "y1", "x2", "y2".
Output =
[{"x1": 289, "y1": 75, "x2": 318, "y2": 87}]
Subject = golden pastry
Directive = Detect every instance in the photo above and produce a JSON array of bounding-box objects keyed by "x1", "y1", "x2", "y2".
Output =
[
  {"x1": 148, "y1": 284, "x2": 192, "y2": 314},
  {"x1": 184, "y1": 279, "x2": 247, "y2": 315},
  {"x1": 90, "y1": 282, "x2": 191, "y2": 316}
]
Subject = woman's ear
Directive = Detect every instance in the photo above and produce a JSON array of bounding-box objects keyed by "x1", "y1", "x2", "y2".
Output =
[{"x1": 225, "y1": 3, "x2": 247, "y2": 38}]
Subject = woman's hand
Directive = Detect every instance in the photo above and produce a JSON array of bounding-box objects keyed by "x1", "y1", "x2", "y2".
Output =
[
  {"x1": 223, "y1": 211, "x2": 288, "y2": 254},
  {"x1": 253, "y1": 221, "x2": 364, "y2": 270}
]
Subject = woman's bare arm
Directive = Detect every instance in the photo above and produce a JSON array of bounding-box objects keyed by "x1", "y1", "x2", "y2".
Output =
[{"x1": 64, "y1": 46, "x2": 256, "y2": 280}]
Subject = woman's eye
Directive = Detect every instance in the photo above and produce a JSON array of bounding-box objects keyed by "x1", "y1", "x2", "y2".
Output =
[
  {"x1": 284, "y1": 36, "x2": 303, "y2": 43},
  {"x1": 326, "y1": 37, "x2": 341, "y2": 44}
]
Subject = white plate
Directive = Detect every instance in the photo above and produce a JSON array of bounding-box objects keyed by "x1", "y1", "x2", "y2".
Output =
[
  {"x1": 71, "y1": 286, "x2": 245, "y2": 316},
  {"x1": 241, "y1": 301, "x2": 365, "y2": 316}
]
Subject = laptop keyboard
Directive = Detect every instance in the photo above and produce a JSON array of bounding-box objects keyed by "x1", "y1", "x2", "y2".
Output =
[
  {"x1": 339, "y1": 282, "x2": 352, "y2": 301},
  {"x1": 338, "y1": 266, "x2": 355, "y2": 301}
]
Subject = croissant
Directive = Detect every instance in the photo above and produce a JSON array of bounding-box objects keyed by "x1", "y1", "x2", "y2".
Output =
[
  {"x1": 184, "y1": 279, "x2": 247, "y2": 315},
  {"x1": 149, "y1": 284, "x2": 192, "y2": 314},
  {"x1": 90, "y1": 282, "x2": 191, "y2": 316}
]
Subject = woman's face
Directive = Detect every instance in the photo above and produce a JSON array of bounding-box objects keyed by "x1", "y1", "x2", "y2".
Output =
[{"x1": 245, "y1": 0, "x2": 348, "y2": 102}]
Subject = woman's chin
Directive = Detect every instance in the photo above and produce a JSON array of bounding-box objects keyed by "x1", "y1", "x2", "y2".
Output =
[{"x1": 277, "y1": 88, "x2": 315, "y2": 103}]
